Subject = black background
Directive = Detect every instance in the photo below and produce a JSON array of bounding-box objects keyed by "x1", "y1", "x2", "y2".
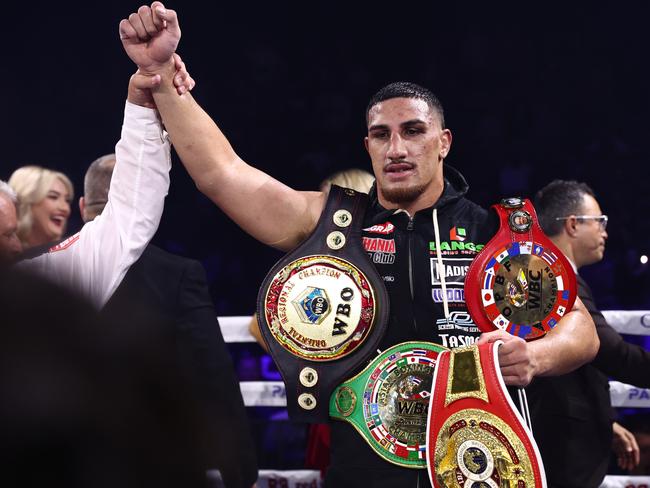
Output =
[{"x1": 4, "y1": 1, "x2": 650, "y2": 315}]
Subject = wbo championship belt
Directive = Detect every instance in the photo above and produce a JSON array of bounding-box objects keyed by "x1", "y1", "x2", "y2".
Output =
[
  {"x1": 329, "y1": 342, "x2": 447, "y2": 468},
  {"x1": 426, "y1": 342, "x2": 546, "y2": 487},
  {"x1": 257, "y1": 185, "x2": 389, "y2": 422},
  {"x1": 465, "y1": 197, "x2": 577, "y2": 340}
]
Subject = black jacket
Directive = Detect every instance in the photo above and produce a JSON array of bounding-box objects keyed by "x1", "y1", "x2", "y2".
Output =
[
  {"x1": 104, "y1": 245, "x2": 258, "y2": 488},
  {"x1": 326, "y1": 165, "x2": 497, "y2": 487},
  {"x1": 527, "y1": 275, "x2": 650, "y2": 488}
]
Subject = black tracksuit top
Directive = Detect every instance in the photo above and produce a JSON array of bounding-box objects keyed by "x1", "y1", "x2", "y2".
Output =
[{"x1": 325, "y1": 165, "x2": 499, "y2": 487}]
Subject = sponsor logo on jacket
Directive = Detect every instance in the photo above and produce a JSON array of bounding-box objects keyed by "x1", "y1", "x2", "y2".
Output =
[
  {"x1": 430, "y1": 257, "x2": 471, "y2": 306},
  {"x1": 363, "y1": 222, "x2": 395, "y2": 235},
  {"x1": 432, "y1": 288, "x2": 466, "y2": 303},
  {"x1": 430, "y1": 227, "x2": 484, "y2": 256},
  {"x1": 363, "y1": 237, "x2": 396, "y2": 264},
  {"x1": 430, "y1": 257, "x2": 471, "y2": 286},
  {"x1": 450, "y1": 226, "x2": 466, "y2": 241},
  {"x1": 436, "y1": 311, "x2": 479, "y2": 333},
  {"x1": 429, "y1": 240, "x2": 484, "y2": 255},
  {"x1": 438, "y1": 334, "x2": 479, "y2": 349}
]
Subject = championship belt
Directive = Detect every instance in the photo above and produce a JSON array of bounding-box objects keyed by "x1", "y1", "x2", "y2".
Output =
[
  {"x1": 329, "y1": 342, "x2": 447, "y2": 468},
  {"x1": 426, "y1": 342, "x2": 546, "y2": 487},
  {"x1": 257, "y1": 185, "x2": 389, "y2": 422},
  {"x1": 465, "y1": 197, "x2": 577, "y2": 340}
]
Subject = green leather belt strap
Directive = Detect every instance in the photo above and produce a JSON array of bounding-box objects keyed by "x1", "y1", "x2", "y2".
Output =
[{"x1": 329, "y1": 341, "x2": 448, "y2": 468}]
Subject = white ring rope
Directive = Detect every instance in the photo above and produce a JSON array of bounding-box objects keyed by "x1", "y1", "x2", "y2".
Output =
[
  {"x1": 222, "y1": 312, "x2": 650, "y2": 408},
  {"x1": 219, "y1": 311, "x2": 650, "y2": 343},
  {"x1": 602, "y1": 311, "x2": 650, "y2": 336},
  {"x1": 220, "y1": 314, "x2": 650, "y2": 486},
  {"x1": 238, "y1": 380, "x2": 649, "y2": 409}
]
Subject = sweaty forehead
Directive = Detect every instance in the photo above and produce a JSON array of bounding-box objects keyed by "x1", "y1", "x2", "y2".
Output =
[{"x1": 367, "y1": 97, "x2": 436, "y2": 127}]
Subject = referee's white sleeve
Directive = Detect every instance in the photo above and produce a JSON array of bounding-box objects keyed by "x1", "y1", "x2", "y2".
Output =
[{"x1": 19, "y1": 101, "x2": 171, "y2": 308}]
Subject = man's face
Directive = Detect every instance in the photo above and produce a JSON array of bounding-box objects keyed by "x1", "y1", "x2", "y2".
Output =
[
  {"x1": 0, "y1": 195, "x2": 22, "y2": 265},
  {"x1": 365, "y1": 97, "x2": 452, "y2": 213},
  {"x1": 574, "y1": 194, "x2": 608, "y2": 267}
]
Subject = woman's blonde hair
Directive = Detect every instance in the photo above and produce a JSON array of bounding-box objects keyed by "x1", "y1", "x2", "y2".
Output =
[
  {"x1": 319, "y1": 168, "x2": 375, "y2": 194},
  {"x1": 8, "y1": 165, "x2": 74, "y2": 245}
]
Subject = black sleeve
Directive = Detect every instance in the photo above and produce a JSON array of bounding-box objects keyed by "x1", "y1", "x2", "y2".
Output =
[
  {"x1": 580, "y1": 280, "x2": 650, "y2": 388},
  {"x1": 176, "y1": 260, "x2": 258, "y2": 488},
  {"x1": 592, "y1": 313, "x2": 650, "y2": 388}
]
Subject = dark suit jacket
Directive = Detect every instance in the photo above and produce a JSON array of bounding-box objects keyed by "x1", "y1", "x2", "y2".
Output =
[
  {"x1": 104, "y1": 245, "x2": 257, "y2": 488},
  {"x1": 527, "y1": 275, "x2": 650, "y2": 488}
]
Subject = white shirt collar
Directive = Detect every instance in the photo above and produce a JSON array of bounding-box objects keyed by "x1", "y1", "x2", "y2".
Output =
[{"x1": 567, "y1": 257, "x2": 578, "y2": 274}]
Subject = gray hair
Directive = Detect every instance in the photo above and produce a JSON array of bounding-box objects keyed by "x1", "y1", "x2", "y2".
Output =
[
  {"x1": 0, "y1": 180, "x2": 17, "y2": 204},
  {"x1": 83, "y1": 154, "x2": 116, "y2": 221}
]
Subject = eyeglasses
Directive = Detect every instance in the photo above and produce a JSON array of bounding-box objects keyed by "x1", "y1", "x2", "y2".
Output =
[{"x1": 555, "y1": 215, "x2": 608, "y2": 230}]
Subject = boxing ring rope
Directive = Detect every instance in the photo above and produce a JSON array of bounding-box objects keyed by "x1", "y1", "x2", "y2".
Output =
[
  {"x1": 219, "y1": 312, "x2": 650, "y2": 488},
  {"x1": 220, "y1": 310, "x2": 650, "y2": 343}
]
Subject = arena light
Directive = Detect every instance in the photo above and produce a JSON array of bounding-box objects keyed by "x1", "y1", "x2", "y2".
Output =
[{"x1": 641, "y1": 254, "x2": 648, "y2": 265}]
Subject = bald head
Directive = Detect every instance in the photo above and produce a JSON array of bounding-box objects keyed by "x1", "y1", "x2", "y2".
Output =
[
  {"x1": 81, "y1": 154, "x2": 116, "y2": 223},
  {"x1": 0, "y1": 181, "x2": 22, "y2": 265}
]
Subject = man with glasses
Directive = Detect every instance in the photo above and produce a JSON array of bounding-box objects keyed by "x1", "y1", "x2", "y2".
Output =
[{"x1": 533, "y1": 179, "x2": 650, "y2": 487}]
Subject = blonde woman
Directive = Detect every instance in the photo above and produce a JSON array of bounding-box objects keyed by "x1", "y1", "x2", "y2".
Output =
[
  {"x1": 9, "y1": 165, "x2": 73, "y2": 250},
  {"x1": 318, "y1": 168, "x2": 375, "y2": 194}
]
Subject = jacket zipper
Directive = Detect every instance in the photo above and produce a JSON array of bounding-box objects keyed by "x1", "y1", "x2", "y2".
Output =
[
  {"x1": 407, "y1": 217, "x2": 415, "y2": 301},
  {"x1": 407, "y1": 217, "x2": 416, "y2": 332},
  {"x1": 409, "y1": 216, "x2": 421, "y2": 488}
]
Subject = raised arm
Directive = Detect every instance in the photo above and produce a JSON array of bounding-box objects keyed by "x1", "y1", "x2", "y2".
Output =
[
  {"x1": 18, "y1": 79, "x2": 171, "y2": 308},
  {"x1": 119, "y1": 2, "x2": 324, "y2": 250}
]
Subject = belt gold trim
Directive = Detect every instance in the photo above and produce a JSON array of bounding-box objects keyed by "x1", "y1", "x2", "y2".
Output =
[
  {"x1": 329, "y1": 341, "x2": 447, "y2": 468},
  {"x1": 426, "y1": 342, "x2": 546, "y2": 487},
  {"x1": 465, "y1": 197, "x2": 577, "y2": 341},
  {"x1": 257, "y1": 186, "x2": 389, "y2": 422}
]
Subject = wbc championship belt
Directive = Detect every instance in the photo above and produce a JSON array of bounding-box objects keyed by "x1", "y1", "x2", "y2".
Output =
[
  {"x1": 257, "y1": 185, "x2": 389, "y2": 422},
  {"x1": 465, "y1": 197, "x2": 577, "y2": 340},
  {"x1": 329, "y1": 342, "x2": 447, "y2": 468},
  {"x1": 426, "y1": 342, "x2": 546, "y2": 487}
]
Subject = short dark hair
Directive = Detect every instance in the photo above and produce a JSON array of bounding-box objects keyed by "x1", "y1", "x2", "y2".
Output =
[
  {"x1": 534, "y1": 180, "x2": 596, "y2": 236},
  {"x1": 366, "y1": 82, "x2": 445, "y2": 128}
]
